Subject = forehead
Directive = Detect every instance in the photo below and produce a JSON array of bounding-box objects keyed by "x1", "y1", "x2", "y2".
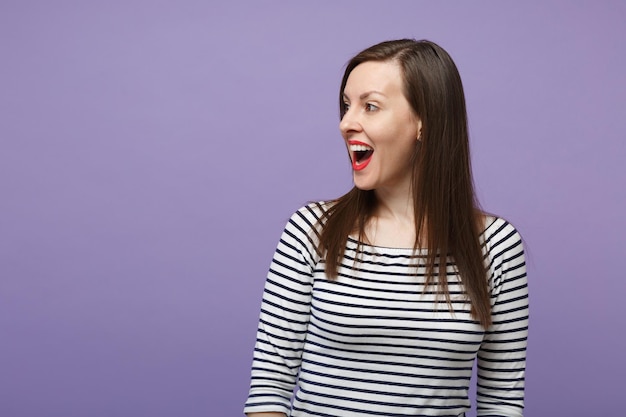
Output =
[{"x1": 343, "y1": 60, "x2": 404, "y2": 97}]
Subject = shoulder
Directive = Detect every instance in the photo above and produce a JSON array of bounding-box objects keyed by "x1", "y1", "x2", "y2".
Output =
[
  {"x1": 280, "y1": 201, "x2": 334, "y2": 245},
  {"x1": 480, "y1": 215, "x2": 527, "y2": 290},
  {"x1": 287, "y1": 201, "x2": 334, "y2": 231},
  {"x1": 480, "y1": 214, "x2": 525, "y2": 256},
  {"x1": 278, "y1": 202, "x2": 334, "y2": 265}
]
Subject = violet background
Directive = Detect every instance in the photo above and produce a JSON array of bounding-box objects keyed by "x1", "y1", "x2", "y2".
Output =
[{"x1": 1, "y1": 1, "x2": 624, "y2": 416}]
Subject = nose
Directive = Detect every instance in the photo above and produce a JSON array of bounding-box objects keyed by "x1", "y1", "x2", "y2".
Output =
[{"x1": 339, "y1": 107, "x2": 362, "y2": 138}]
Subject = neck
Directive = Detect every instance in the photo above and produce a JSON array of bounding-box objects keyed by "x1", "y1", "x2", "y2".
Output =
[
  {"x1": 373, "y1": 180, "x2": 414, "y2": 223},
  {"x1": 363, "y1": 180, "x2": 421, "y2": 249}
]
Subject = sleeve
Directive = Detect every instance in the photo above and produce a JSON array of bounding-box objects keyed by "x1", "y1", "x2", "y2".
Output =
[
  {"x1": 243, "y1": 206, "x2": 321, "y2": 415},
  {"x1": 476, "y1": 220, "x2": 529, "y2": 417}
]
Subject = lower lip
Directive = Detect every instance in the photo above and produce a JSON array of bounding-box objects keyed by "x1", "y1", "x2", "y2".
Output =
[{"x1": 353, "y1": 154, "x2": 373, "y2": 171}]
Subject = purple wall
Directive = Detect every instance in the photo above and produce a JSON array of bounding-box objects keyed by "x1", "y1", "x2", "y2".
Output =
[{"x1": 1, "y1": 1, "x2": 624, "y2": 416}]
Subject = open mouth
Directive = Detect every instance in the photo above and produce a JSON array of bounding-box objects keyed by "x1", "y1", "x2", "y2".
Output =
[{"x1": 349, "y1": 141, "x2": 374, "y2": 171}]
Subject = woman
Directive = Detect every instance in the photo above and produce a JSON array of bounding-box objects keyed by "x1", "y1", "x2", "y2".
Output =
[{"x1": 244, "y1": 39, "x2": 528, "y2": 417}]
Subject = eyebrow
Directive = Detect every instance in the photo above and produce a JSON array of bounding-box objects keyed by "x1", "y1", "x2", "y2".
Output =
[{"x1": 342, "y1": 90, "x2": 387, "y2": 101}]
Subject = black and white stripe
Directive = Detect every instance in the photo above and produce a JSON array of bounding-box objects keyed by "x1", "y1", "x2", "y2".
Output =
[{"x1": 245, "y1": 203, "x2": 528, "y2": 417}]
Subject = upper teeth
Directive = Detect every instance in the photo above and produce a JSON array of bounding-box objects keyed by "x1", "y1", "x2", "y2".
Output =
[{"x1": 349, "y1": 144, "x2": 372, "y2": 152}]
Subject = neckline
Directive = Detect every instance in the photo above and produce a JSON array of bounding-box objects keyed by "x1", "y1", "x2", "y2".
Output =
[{"x1": 346, "y1": 236, "x2": 429, "y2": 254}]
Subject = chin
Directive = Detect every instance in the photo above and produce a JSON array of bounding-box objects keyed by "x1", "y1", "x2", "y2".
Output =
[
  {"x1": 353, "y1": 170, "x2": 380, "y2": 191},
  {"x1": 353, "y1": 181, "x2": 376, "y2": 191}
]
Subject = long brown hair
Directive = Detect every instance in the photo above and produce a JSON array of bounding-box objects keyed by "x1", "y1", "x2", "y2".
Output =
[{"x1": 318, "y1": 39, "x2": 492, "y2": 327}]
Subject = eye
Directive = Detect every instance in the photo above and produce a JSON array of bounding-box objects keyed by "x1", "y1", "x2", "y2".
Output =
[
  {"x1": 343, "y1": 102, "x2": 350, "y2": 111},
  {"x1": 365, "y1": 103, "x2": 379, "y2": 112}
]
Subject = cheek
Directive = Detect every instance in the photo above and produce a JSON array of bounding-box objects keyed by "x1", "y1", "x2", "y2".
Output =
[
  {"x1": 392, "y1": 126, "x2": 419, "y2": 151},
  {"x1": 391, "y1": 133, "x2": 419, "y2": 164},
  {"x1": 368, "y1": 114, "x2": 418, "y2": 149}
]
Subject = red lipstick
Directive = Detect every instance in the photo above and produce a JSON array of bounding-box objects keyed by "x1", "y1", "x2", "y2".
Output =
[{"x1": 348, "y1": 140, "x2": 374, "y2": 171}]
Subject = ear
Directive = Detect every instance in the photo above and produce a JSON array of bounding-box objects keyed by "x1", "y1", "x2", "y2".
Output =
[{"x1": 416, "y1": 118, "x2": 423, "y2": 141}]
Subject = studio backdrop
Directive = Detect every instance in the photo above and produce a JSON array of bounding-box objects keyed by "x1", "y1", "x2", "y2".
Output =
[{"x1": 1, "y1": 1, "x2": 624, "y2": 416}]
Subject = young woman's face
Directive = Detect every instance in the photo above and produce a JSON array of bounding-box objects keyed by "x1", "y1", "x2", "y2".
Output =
[{"x1": 340, "y1": 60, "x2": 421, "y2": 192}]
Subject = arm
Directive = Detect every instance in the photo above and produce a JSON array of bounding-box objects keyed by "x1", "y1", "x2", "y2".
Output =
[
  {"x1": 243, "y1": 207, "x2": 319, "y2": 415},
  {"x1": 246, "y1": 413, "x2": 286, "y2": 417},
  {"x1": 477, "y1": 221, "x2": 529, "y2": 417}
]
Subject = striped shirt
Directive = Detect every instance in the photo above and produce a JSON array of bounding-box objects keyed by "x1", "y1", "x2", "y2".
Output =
[{"x1": 244, "y1": 203, "x2": 528, "y2": 417}]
